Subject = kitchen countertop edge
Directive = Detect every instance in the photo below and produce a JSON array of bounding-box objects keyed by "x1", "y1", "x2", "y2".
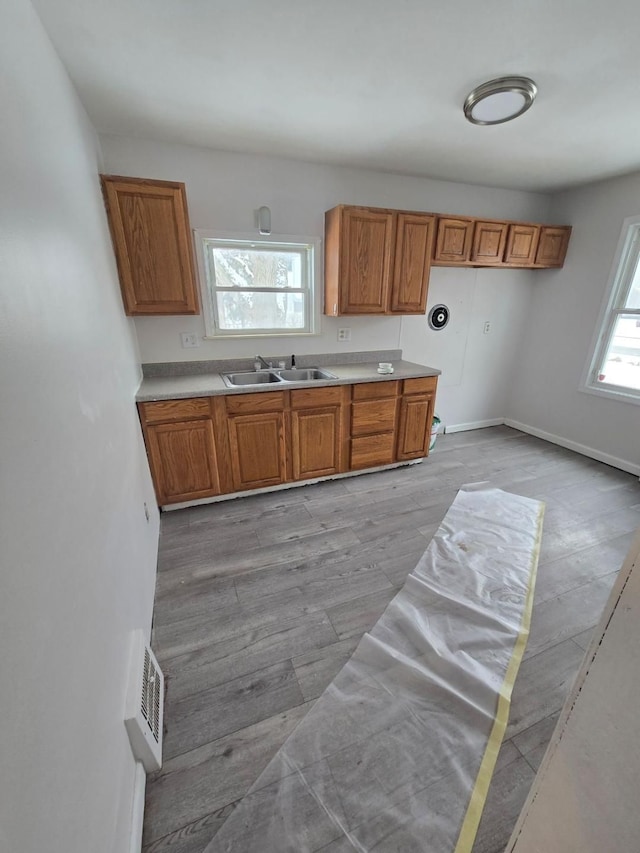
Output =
[{"x1": 136, "y1": 360, "x2": 441, "y2": 403}]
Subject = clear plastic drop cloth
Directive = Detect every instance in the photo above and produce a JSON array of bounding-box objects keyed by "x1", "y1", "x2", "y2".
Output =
[{"x1": 203, "y1": 486, "x2": 545, "y2": 853}]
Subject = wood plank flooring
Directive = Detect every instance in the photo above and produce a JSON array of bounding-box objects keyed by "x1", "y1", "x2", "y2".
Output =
[{"x1": 143, "y1": 426, "x2": 640, "y2": 853}]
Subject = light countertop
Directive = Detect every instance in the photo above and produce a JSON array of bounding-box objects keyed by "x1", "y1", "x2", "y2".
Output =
[{"x1": 136, "y1": 360, "x2": 440, "y2": 402}]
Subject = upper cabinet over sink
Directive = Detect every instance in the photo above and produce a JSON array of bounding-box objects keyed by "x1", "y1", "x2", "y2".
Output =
[
  {"x1": 324, "y1": 205, "x2": 436, "y2": 316},
  {"x1": 101, "y1": 175, "x2": 200, "y2": 316}
]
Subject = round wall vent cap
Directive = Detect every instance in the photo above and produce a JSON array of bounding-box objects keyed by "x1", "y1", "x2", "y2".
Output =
[{"x1": 428, "y1": 304, "x2": 450, "y2": 330}]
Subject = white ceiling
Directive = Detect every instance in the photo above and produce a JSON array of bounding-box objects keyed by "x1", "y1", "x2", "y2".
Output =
[{"x1": 34, "y1": 0, "x2": 640, "y2": 193}]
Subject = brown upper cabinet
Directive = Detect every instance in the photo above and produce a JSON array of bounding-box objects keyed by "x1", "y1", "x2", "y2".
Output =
[
  {"x1": 101, "y1": 175, "x2": 199, "y2": 316},
  {"x1": 327, "y1": 207, "x2": 570, "y2": 312},
  {"x1": 325, "y1": 205, "x2": 435, "y2": 316},
  {"x1": 534, "y1": 226, "x2": 572, "y2": 268},
  {"x1": 471, "y1": 220, "x2": 509, "y2": 265},
  {"x1": 504, "y1": 224, "x2": 540, "y2": 266},
  {"x1": 433, "y1": 215, "x2": 571, "y2": 270},
  {"x1": 434, "y1": 217, "x2": 474, "y2": 264}
]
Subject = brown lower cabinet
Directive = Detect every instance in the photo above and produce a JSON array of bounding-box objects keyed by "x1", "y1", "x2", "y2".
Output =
[
  {"x1": 145, "y1": 420, "x2": 219, "y2": 503},
  {"x1": 138, "y1": 398, "x2": 223, "y2": 504},
  {"x1": 290, "y1": 386, "x2": 350, "y2": 480},
  {"x1": 350, "y1": 381, "x2": 399, "y2": 469},
  {"x1": 225, "y1": 392, "x2": 287, "y2": 490},
  {"x1": 138, "y1": 378, "x2": 438, "y2": 505},
  {"x1": 397, "y1": 377, "x2": 436, "y2": 459}
]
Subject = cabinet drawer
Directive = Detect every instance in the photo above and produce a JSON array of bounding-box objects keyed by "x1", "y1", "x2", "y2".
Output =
[
  {"x1": 352, "y1": 380, "x2": 399, "y2": 400},
  {"x1": 139, "y1": 397, "x2": 211, "y2": 424},
  {"x1": 403, "y1": 376, "x2": 437, "y2": 395},
  {"x1": 352, "y1": 398, "x2": 398, "y2": 436},
  {"x1": 291, "y1": 386, "x2": 344, "y2": 409},
  {"x1": 225, "y1": 391, "x2": 286, "y2": 415},
  {"x1": 350, "y1": 433, "x2": 396, "y2": 469}
]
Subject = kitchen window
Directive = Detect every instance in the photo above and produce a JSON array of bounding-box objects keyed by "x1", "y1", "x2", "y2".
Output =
[
  {"x1": 195, "y1": 231, "x2": 320, "y2": 338},
  {"x1": 583, "y1": 215, "x2": 640, "y2": 404}
]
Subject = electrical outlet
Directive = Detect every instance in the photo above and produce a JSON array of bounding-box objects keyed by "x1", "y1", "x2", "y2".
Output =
[
  {"x1": 180, "y1": 332, "x2": 200, "y2": 348},
  {"x1": 483, "y1": 322, "x2": 491, "y2": 335},
  {"x1": 337, "y1": 328, "x2": 351, "y2": 342}
]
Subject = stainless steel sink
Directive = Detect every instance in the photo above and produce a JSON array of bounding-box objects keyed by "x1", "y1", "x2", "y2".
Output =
[
  {"x1": 221, "y1": 367, "x2": 337, "y2": 388},
  {"x1": 222, "y1": 371, "x2": 284, "y2": 388},
  {"x1": 277, "y1": 368, "x2": 337, "y2": 382}
]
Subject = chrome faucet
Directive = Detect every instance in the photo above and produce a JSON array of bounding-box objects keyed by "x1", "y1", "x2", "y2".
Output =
[{"x1": 255, "y1": 354, "x2": 272, "y2": 370}]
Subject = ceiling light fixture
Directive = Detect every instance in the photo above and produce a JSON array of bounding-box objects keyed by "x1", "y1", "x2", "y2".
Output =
[{"x1": 463, "y1": 76, "x2": 537, "y2": 126}]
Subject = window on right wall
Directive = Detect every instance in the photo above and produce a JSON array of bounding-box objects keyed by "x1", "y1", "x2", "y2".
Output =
[{"x1": 583, "y1": 215, "x2": 640, "y2": 404}]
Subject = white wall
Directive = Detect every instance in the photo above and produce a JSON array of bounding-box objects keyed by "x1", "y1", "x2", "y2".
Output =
[
  {"x1": 0, "y1": 3, "x2": 159, "y2": 852},
  {"x1": 508, "y1": 171, "x2": 640, "y2": 473},
  {"x1": 401, "y1": 265, "x2": 535, "y2": 427},
  {"x1": 100, "y1": 134, "x2": 550, "y2": 428}
]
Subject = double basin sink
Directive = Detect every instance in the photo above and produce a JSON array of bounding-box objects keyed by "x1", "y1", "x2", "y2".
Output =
[{"x1": 222, "y1": 367, "x2": 337, "y2": 388}]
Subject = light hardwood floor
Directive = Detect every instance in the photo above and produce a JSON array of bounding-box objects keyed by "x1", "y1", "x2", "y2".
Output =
[{"x1": 143, "y1": 426, "x2": 640, "y2": 853}]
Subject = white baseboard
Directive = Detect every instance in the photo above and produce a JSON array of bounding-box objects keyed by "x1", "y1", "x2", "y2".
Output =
[
  {"x1": 129, "y1": 762, "x2": 146, "y2": 853},
  {"x1": 444, "y1": 418, "x2": 505, "y2": 434},
  {"x1": 504, "y1": 418, "x2": 640, "y2": 477}
]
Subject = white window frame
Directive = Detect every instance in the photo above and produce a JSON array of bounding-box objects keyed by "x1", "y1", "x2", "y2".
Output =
[
  {"x1": 194, "y1": 229, "x2": 321, "y2": 339},
  {"x1": 581, "y1": 215, "x2": 640, "y2": 406}
]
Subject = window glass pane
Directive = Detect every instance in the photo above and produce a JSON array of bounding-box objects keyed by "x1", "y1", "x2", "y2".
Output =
[
  {"x1": 597, "y1": 315, "x2": 640, "y2": 391},
  {"x1": 211, "y1": 247, "x2": 303, "y2": 290},
  {"x1": 626, "y1": 257, "x2": 640, "y2": 309},
  {"x1": 216, "y1": 291, "x2": 306, "y2": 331},
  {"x1": 196, "y1": 232, "x2": 316, "y2": 337}
]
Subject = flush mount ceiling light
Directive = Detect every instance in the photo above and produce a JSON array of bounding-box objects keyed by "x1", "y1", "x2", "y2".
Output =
[{"x1": 464, "y1": 76, "x2": 537, "y2": 126}]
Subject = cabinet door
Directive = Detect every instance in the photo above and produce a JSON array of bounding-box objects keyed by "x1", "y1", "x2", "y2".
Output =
[
  {"x1": 504, "y1": 224, "x2": 540, "y2": 266},
  {"x1": 535, "y1": 226, "x2": 571, "y2": 268},
  {"x1": 390, "y1": 213, "x2": 435, "y2": 313},
  {"x1": 397, "y1": 394, "x2": 433, "y2": 460},
  {"x1": 291, "y1": 407, "x2": 341, "y2": 479},
  {"x1": 227, "y1": 412, "x2": 286, "y2": 490},
  {"x1": 471, "y1": 220, "x2": 508, "y2": 265},
  {"x1": 290, "y1": 386, "x2": 348, "y2": 480},
  {"x1": 101, "y1": 175, "x2": 199, "y2": 316},
  {"x1": 434, "y1": 217, "x2": 474, "y2": 264},
  {"x1": 145, "y1": 419, "x2": 220, "y2": 504},
  {"x1": 340, "y1": 207, "x2": 394, "y2": 313}
]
